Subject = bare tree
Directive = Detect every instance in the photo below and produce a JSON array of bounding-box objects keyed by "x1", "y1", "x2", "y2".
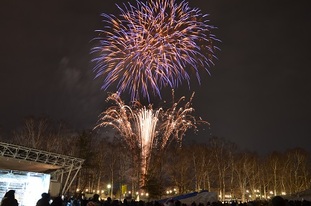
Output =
[
  {"x1": 233, "y1": 151, "x2": 259, "y2": 202},
  {"x1": 166, "y1": 144, "x2": 194, "y2": 193},
  {"x1": 190, "y1": 143, "x2": 215, "y2": 192},
  {"x1": 284, "y1": 148, "x2": 311, "y2": 194},
  {"x1": 265, "y1": 151, "x2": 284, "y2": 196},
  {"x1": 12, "y1": 116, "x2": 54, "y2": 150},
  {"x1": 207, "y1": 136, "x2": 236, "y2": 201}
]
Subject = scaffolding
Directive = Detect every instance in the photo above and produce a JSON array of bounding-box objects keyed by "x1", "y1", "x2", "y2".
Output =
[{"x1": 0, "y1": 141, "x2": 84, "y2": 194}]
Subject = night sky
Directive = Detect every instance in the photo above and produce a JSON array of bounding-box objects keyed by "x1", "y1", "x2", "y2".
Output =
[{"x1": 1, "y1": 0, "x2": 310, "y2": 154}]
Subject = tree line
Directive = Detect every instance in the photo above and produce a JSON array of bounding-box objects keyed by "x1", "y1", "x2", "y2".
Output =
[{"x1": 0, "y1": 117, "x2": 310, "y2": 202}]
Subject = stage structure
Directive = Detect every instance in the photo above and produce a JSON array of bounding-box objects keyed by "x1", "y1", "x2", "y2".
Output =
[{"x1": 0, "y1": 141, "x2": 84, "y2": 206}]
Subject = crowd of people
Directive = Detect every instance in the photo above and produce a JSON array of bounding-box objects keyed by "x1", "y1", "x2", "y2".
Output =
[{"x1": 1, "y1": 191, "x2": 311, "y2": 206}]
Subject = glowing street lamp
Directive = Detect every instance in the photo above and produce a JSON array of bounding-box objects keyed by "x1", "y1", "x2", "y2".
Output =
[{"x1": 107, "y1": 184, "x2": 112, "y2": 197}]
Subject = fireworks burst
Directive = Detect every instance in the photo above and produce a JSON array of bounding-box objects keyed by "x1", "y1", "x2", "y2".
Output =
[
  {"x1": 95, "y1": 92, "x2": 207, "y2": 176},
  {"x1": 92, "y1": 0, "x2": 219, "y2": 101}
]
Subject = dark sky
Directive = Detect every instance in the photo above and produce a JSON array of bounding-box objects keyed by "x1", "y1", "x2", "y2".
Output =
[{"x1": 1, "y1": 0, "x2": 310, "y2": 154}]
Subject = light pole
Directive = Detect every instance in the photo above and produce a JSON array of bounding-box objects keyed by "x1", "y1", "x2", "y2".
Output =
[{"x1": 107, "y1": 184, "x2": 112, "y2": 198}]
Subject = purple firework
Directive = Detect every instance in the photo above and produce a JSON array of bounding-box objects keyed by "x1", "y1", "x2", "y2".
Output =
[{"x1": 92, "y1": 0, "x2": 219, "y2": 101}]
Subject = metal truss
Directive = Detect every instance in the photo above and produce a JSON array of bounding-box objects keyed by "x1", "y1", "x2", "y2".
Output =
[{"x1": 0, "y1": 141, "x2": 85, "y2": 195}]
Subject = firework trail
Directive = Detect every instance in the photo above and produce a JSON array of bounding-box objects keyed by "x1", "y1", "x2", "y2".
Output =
[
  {"x1": 95, "y1": 92, "x2": 207, "y2": 176},
  {"x1": 92, "y1": 0, "x2": 219, "y2": 101}
]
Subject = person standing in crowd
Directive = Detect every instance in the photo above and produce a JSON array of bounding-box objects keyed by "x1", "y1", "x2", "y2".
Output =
[
  {"x1": 271, "y1": 196, "x2": 287, "y2": 206},
  {"x1": 0, "y1": 190, "x2": 18, "y2": 206},
  {"x1": 50, "y1": 196, "x2": 63, "y2": 206},
  {"x1": 36, "y1": 193, "x2": 50, "y2": 206},
  {"x1": 87, "y1": 194, "x2": 101, "y2": 206}
]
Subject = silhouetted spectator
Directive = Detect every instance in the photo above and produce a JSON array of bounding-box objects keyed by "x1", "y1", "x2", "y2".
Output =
[
  {"x1": 51, "y1": 196, "x2": 63, "y2": 206},
  {"x1": 36, "y1": 193, "x2": 51, "y2": 206},
  {"x1": 271, "y1": 196, "x2": 286, "y2": 206},
  {"x1": 104, "y1": 197, "x2": 112, "y2": 206},
  {"x1": 87, "y1": 194, "x2": 101, "y2": 206},
  {"x1": 0, "y1": 190, "x2": 18, "y2": 206},
  {"x1": 175, "y1": 200, "x2": 181, "y2": 206}
]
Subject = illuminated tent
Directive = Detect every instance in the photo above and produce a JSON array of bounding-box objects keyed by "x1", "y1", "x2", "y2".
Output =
[
  {"x1": 0, "y1": 141, "x2": 84, "y2": 205},
  {"x1": 159, "y1": 191, "x2": 218, "y2": 205}
]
